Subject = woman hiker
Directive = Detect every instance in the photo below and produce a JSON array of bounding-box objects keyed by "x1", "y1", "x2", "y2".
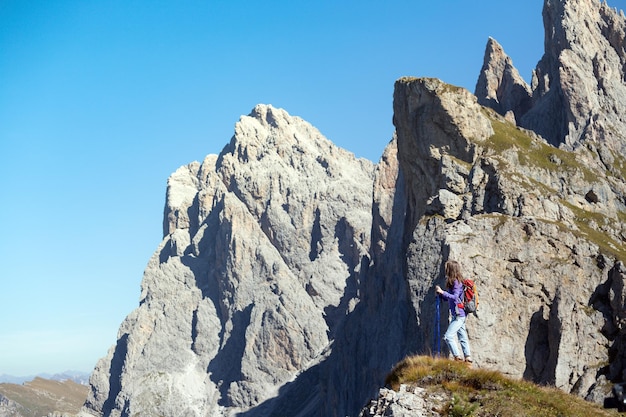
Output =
[{"x1": 435, "y1": 260, "x2": 472, "y2": 364}]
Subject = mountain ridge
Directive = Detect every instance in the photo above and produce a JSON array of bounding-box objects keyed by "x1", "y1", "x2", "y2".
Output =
[
  {"x1": 78, "y1": 1, "x2": 626, "y2": 416},
  {"x1": 0, "y1": 372, "x2": 90, "y2": 386},
  {"x1": 0, "y1": 377, "x2": 88, "y2": 417}
]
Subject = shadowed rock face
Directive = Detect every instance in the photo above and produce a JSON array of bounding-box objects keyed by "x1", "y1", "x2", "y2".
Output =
[
  {"x1": 80, "y1": 1, "x2": 626, "y2": 417},
  {"x1": 529, "y1": 0, "x2": 626, "y2": 154}
]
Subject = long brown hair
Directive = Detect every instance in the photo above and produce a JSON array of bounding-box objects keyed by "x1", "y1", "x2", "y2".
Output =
[{"x1": 445, "y1": 260, "x2": 463, "y2": 289}]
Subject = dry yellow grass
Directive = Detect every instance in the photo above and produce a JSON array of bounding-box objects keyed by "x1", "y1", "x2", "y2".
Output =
[
  {"x1": 0, "y1": 377, "x2": 88, "y2": 417},
  {"x1": 385, "y1": 355, "x2": 620, "y2": 417}
]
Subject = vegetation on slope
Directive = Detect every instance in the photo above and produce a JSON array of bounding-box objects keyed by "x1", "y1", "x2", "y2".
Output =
[
  {"x1": 0, "y1": 377, "x2": 88, "y2": 417},
  {"x1": 479, "y1": 110, "x2": 626, "y2": 263},
  {"x1": 385, "y1": 355, "x2": 619, "y2": 417}
]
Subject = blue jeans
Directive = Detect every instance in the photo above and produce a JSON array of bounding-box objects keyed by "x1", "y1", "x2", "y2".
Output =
[{"x1": 444, "y1": 315, "x2": 471, "y2": 358}]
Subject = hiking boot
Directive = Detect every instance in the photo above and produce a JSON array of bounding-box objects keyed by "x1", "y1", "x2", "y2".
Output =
[
  {"x1": 454, "y1": 356, "x2": 464, "y2": 362},
  {"x1": 465, "y1": 356, "x2": 473, "y2": 364}
]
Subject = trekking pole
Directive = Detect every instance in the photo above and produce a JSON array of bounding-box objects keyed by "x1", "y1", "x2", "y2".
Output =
[{"x1": 434, "y1": 294, "x2": 441, "y2": 356}]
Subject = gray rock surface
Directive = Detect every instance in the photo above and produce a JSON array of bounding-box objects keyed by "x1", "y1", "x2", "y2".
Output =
[
  {"x1": 392, "y1": 76, "x2": 619, "y2": 398},
  {"x1": 529, "y1": 0, "x2": 626, "y2": 153},
  {"x1": 0, "y1": 394, "x2": 25, "y2": 417},
  {"x1": 358, "y1": 385, "x2": 447, "y2": 417},
  {"x1": 79, "y1": 105, "x2": 375, "y2": 417},
  {"x1": 475, "y1": 37, "x2": 533, "y2": 124}
]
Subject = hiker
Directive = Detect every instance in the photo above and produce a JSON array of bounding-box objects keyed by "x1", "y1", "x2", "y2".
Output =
[{"x1": 435, "y1": 260, "x2": 472, "y2": 364}]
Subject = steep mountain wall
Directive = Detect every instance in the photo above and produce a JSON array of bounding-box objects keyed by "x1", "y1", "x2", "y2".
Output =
[
  {"x1": 393, "y1": 76, "x2": 622, "y2": 401},
  {"x1": 79, "y1": 1, "x2": 626, "y2": 416},
  {"x1": 79, "y1": 105, "x2": 375, "y2": 417}
]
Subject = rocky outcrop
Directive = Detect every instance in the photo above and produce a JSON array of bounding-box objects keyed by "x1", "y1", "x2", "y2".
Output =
[
  {"x1": 79, "y1": 105, "x2": 375, "y2": 417},
  {"x1": 0, "y1": 393, "x2": 25, "y2": 417},
  {"x1": 358, "y1": 385, "x2": 447, "y2": 417},
  {"x1": 475, "y1": 37, "x2": 533, "y2": 124},
  {"x1": 472, "y1": 0, "x2": 626, "y2": 394},
  {"x1": 79, "y1": 1, "x2": 626, "y2": 416},
  {"x1": 392, "y1": 76, "x2": 625, "y2": 398}
]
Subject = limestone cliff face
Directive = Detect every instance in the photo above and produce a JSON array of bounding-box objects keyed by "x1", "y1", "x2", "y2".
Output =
[
  {"x1": 79, "y1": 105, "x2": 375, "y2": 417},
  {"x1": 79, "y1": 1, "x2": 626, "y2": 416},
  {"x1": 471, "y1": 0, "x2": 626, "y2": 396},
  {"x1": 393, "y1": 76, "x2": 623, "y2": 400}
]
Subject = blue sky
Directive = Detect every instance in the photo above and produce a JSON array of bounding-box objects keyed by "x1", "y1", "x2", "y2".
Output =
[{"x1": 0, "y1": 0, "x2": 600, "y2": 376}]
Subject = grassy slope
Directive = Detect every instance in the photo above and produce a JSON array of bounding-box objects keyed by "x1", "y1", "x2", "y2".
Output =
[
  {"x1": 385, "y1": 355, "x2": 620, "y2": 417},
  {"x1": 483, "y1": 110, "x2": 626, "y2": 263},
  {"x1": 0, "y1": 377, "x2": 88, "y2": 417}
]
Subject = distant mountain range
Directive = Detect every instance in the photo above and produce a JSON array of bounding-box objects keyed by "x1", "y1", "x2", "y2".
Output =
[
  {"x1": 0, "y1": 371, "x2": 90, "y2": 385},
  {"x1": 0, "y1": 376, "x2": 89, "y2": 417}
]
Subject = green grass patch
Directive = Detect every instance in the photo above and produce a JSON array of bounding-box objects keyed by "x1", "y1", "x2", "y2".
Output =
[
  {"x1": 484, "y1": 112, "x2": 534, "y2": 155},
  {"x1": 602, "y1": 149, "x2": 626, "y2": 180},
  {"x1": 395, "y1": 77, "x2": 464, "y2": 95},
  {"x1": 561, "y1": 202, "x2": 626, "y2": 262},
  {"x1": 385, "y1": 355, "x2": 619, "y2": 417},
  {"x1": 483, "y1": 112, "x2": 597, "y2": 182}
]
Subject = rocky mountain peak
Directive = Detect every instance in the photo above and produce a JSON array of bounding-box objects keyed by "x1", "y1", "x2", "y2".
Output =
[
  {"x1": 81, "y1": 104, "x2": 376, "y2": 417},
  {"x1": 478, "y1": 0, "x2": 626, "y2": 160},
  {"x1": 475, "y1": 37, "x2": 532, "y2": 125}
]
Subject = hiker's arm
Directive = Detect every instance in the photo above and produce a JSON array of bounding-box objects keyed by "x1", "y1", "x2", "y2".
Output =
[
  {"x1": 435, "y1": 285, "x2": 455, "y2": 300},
  {"x1": 450, "y1": 283, "x2": 463, "y2": 303},
  {"x1": 436, "y1": 283, "x2": 462, "y2": 301}
]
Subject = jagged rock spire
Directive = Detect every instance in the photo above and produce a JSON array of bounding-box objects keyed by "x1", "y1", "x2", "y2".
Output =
[
  {"x1": 475, "y1": 37, "x2": 532, "y2": 124},
  {"x1": 478, "y1": 0, "x2": 626, "y2": 159}
]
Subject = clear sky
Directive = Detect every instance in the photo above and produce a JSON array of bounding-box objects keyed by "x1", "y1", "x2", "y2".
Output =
[{"x1": 1, "y1": 0, "x2": 617, "y2": 377}]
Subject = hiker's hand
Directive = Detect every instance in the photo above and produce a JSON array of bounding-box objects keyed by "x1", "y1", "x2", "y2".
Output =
[{"x1": 435, "y1": 285, "x2": 443, "y2": 294}]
